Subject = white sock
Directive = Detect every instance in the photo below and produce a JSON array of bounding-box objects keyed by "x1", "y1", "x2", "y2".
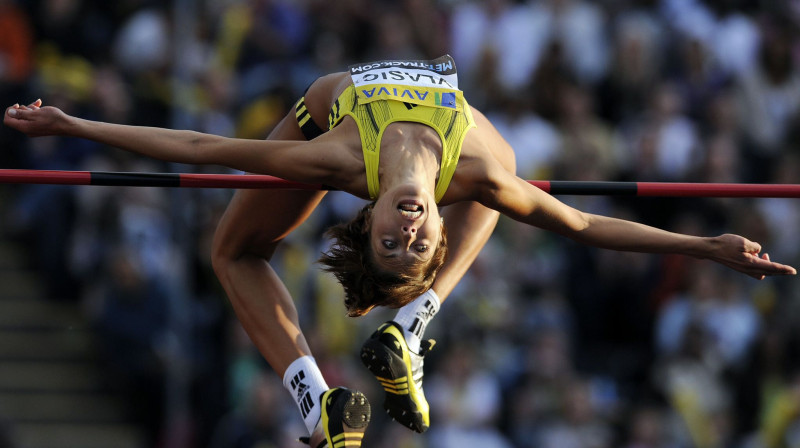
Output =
[
  {"x1": 393, "y1": 289, "x2": 440, "y2": 353},
  {"x1": 283, "y1": 356, "x2": 329, "y2": 434}
]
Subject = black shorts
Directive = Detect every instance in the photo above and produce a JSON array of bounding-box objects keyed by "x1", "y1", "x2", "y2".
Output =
[{"x1": 294, "y1": 95, "x2": 326, "y2": 140}]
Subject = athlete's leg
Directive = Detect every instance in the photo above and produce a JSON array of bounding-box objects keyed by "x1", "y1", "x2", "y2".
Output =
[
  {"x1": 432, "y1": 107, "x2": 514, "y2": 301},
  {"x1": 211, "y1": 112, "x2": 325, "y2": 379},
  {"x1": 212, "y1": 83, "x2": 370, "y2": 443},
  {"x1": 434, "y1": 201, "x2": 500, "y2": 301},
  {"x1": 361, "y1": 201, "x2": 499, "y2": 433},
  {"x1": 212, "y1": 73, "x2": 346, "y2": 378}
]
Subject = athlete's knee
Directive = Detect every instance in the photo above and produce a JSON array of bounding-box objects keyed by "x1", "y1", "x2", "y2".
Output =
[
  {"x1": 211, "y1": 225, "x2": 247, "y2": 281},
  {"x1": 210, "y1": 225, "x2": 279, "y2": 282},
  {"x1": 210, "y1": 228, "x2": 234, "y2": 283}
]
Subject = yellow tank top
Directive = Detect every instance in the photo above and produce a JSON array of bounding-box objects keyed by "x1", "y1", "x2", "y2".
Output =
[{"x1": 328, "y1": 56, "x2": 476, "y2": 202}]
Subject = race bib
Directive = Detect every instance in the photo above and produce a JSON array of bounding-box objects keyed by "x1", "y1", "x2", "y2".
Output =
[{"x1": 349, "y1": 55, "x2": 463, "y2": 110}]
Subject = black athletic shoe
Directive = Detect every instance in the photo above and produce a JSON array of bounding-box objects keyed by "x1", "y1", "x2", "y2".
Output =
[
  {"x1": 360, "y1": 321, "x2": 435, "y2": 433},
  {"x1": 299, "y1": 387, "x2": 371, "y2": 448}
]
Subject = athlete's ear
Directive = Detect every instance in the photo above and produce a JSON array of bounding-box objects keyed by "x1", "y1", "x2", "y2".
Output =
[{"x1": 362, "y1": 202, "x2": 375, "y2": 232}]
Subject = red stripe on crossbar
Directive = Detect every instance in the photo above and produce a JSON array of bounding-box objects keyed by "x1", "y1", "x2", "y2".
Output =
[
  {"x1": 635, "y1": 182, "x2": 800, "y2": 198},
  {"x1": 0, "y1": 169, "x2": 92, "y2": 185}
]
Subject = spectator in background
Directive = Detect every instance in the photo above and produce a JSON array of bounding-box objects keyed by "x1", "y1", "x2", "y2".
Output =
[
  {"x1": 302, "y1": 0, "x2": 373, "y2": 63},
  {"x1": 0, "y1": 0, "x2": 33, "y2": 85},
  {"x1": 400, "y1": 0, "x2": 450, "y2": 60},
  {"x1": 528, "y1": 0, "x2": 610, "y2": 86},
  {"x1": 597, "y1": 9, "x2": 664, "y2": 125},
  {"x1": 691, "y1": 85, "x2": 745, "y2": 185},
  {"x1": 111, "y1": 5, "x2": 172, "y2": 128},
  {"x1": 757, "y1": 372, "x2": 800, "y2": 448},
  {"x1": 0, "y1": 0, "x2": 33, "y2": 170},
  {"x1": 692, "y1": 132, "x2": 742, "y2": 184},
  {"x1": 505, "y1": 327, "x2": 576, "y2": 447},
  {"x1": 32, "y1": 0, "x2": 95, "y2": 59},
  {"x1": 112, "y1": 6, "x2": 171, "y2": 76},
  {"x1": 363, "y1": 5, "x2": 424, "y2": 62},
  {"x1": 654, "y1": 260, "x2": 769, "y2": 446},
  {"x1": 654, "y1": 319, "x2": 734, "y2": 448},
  {"x1": 485, "y1": 93, "x2": 561, "y2": 182},
  {"x1": 623, "y1": 81, "x2": 701, "y2": 181},
  {"x1": 656, "y1": 263, "x2": 760, "y2": 370},
  {"x1": 622, "y1": 405, "x2": 676, "y2": 448},
  {"x1": 450, "y1": 0, "x2": 545, "y2": 102},
  {"x1": 233, "y1": 0, "x2": 313, "y2": 97},
  {"x1": 659, "y1": 0, "x2": 760, "y2": 80},
  {"x1": 553, "y1": 80, "x2": 622, "y2": 182},
  {"x1": 537, "y1": 377, "x2": 613, "y2": 448},
  {"x1": 209, "y1": 322, "x2": 299, "y2": 448},
  {"x1": 751, "y1": 289, "x2": 800, "y2": 448},
  {"x1": 735, "y1": 18, "x2": 800, "y2": 182},
  {"x1": 208, "y1": 371, "x2": 290, "y2": 448},
  {"x1": 671, "y1": 36, "x2": 729, "y2": 124},
  {"x1": 96, "y1": 244, "x2": 171, "y2": 447},
  {"x1": 427, "y1": 342, "x2": 512, "y2": 448}
]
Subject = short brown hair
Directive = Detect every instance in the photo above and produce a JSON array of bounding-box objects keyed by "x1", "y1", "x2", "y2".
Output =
[{"x1": 318, "y1": 202, "x2": 448, "y2": 317}]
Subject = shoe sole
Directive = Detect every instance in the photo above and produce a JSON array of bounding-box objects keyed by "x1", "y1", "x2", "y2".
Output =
[
  {"x1": 321, "y1": 389, "x2": 371, "y2": 448},
  {"x1": 361, "y1": 337, "x2": 429, "y2": 433}
]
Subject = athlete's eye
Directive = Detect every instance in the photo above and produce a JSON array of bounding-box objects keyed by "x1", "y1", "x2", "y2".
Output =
[
  {"x1": 383, "y1": 240, "x2": 397, "y2": 249},
  {"x1": 415, "y1": 245, "x2": 429, "y2": 253}
]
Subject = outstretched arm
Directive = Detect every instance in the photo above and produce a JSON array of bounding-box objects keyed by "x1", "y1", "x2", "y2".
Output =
[
  {"x1": 479, "y1": 168, "x2": 797, "y2": 280},
  {"x1": 4, "y1": 101, "x2": 345, "y2": 185}
]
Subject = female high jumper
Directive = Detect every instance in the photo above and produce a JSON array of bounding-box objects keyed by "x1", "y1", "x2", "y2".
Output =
[{"x1": 5, "y1": 55, "x2": 795, "y2": 448}]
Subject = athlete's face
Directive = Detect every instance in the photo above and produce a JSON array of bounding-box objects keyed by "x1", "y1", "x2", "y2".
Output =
[{"x1": 369, "y1": 187, "x2": 442, "y2": 271}]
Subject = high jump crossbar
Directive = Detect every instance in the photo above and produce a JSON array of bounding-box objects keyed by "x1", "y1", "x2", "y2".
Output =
[{"x1": 1, "y1": 169, "x2": 800, "y2": 198}]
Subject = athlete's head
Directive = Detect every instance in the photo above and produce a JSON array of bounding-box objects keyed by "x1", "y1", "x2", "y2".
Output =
[{"x1": 318, "y1": 201, "x2": 448, "y2": 317}]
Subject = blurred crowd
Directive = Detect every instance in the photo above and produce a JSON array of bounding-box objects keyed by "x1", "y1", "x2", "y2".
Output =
[{"x1": 1, "y1": 0, "x2": 800, "y2": 447}]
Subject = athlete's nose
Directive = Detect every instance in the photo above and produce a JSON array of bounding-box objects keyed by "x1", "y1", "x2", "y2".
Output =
[{"x1": 401, "y1": 225, "x2": 417, "y2": 247}]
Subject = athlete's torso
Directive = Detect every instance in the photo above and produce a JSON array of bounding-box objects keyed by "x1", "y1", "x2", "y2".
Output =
[
  {"x1": 326, "y1": 56, "x2": 475, "y2": 202},
  {"x1": 299, "y1": 59, "x2": 517, "y2": 205}
]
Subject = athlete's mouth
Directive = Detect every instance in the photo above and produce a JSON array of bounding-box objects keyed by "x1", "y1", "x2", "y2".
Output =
[{"x1": 397, "y1": 201, "x2": 424, "y2": 220}]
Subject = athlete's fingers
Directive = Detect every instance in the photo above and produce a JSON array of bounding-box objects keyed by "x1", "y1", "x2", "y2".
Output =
[
  {"x1": 751, "y1": 256, "x2": 795, "y2": 276},
  {"x1": 743, "y1": 239, "x2": 762, "y2": 254},
  {"x1": 11, "y1": 100, "x2": 42, "y2": 112},
  {"x1": 11, "y1": 104, "x2": 31, "y2": 115},
  {"x1": 6, "y1": 107, "x2": 29, "y2": 118}
]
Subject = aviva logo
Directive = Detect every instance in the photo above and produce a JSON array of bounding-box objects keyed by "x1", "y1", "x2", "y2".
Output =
[
  {"x1": 362, "y1": 86, "x2": 429, "y2": 101},
  {"x1": 357, "y1": 84, "x2": 460, "y2": 110}
]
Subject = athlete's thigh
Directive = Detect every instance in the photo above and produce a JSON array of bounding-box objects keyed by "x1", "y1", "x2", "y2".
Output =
[
  {"x1": 431, "y1": 200, "x2": 499, "y2": 300},
  {"x1": 213, "y1": 110, "x2": 327, "y2": 260}
]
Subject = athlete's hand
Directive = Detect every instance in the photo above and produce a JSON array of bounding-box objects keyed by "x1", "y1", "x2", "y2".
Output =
[
  {"x1": 4, "y1": 100, "x2": 71, "y2": 137},
  {"x1": 705, "y1": 233, "x2": 796, "y2": 280}
]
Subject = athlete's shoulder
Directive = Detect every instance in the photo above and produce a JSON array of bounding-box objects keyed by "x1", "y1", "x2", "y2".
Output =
[{"x1": 318, "y1": 71, "x2": 351, "y2": 84}]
